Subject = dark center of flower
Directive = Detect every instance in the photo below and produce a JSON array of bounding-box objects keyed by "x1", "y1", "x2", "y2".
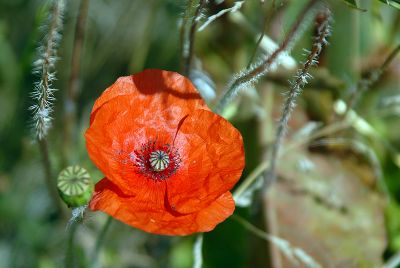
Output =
[{"x1": 133, "y1": 141, "x2": 181, "y2": 180}]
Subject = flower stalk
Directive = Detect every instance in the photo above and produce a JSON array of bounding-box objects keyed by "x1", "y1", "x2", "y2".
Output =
[
  {"x1": 31, "y1": 0, "x2": 64, "y2": 140},
  {"x1": 214, "y1": 0, "x2": 321, "y2": 114},
  {"x1": 193, "y1": 234, "x2": 204, "y2": 268},
  {"x1": 180, "y1": 0, "x2": 207, "y2": 76},
  {"x1": 63, "y1": 0, "x2": 90, "y2": 164},
  {"x1": 90, "y1": 216, "x2": 113, "y2": 268},
  {"x1": 65, "y1": 218, "x2": 78, "y2": 268},
  {"x1": 345, "y1": 44, "x2": 400, "y2": 115},
  {"x1": 31, "y1": 0, "x2": 65, "y2": 214},
  {"x1": 263, "y1": 8, "x2": 332, "y2": 189}
]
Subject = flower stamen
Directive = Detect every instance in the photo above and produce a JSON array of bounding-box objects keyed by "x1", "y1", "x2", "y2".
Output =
[
  {"x1": 149, "y1": 150, "x2": 170, "y2": 171},
  {"x1": 133, "y1": 140, "x2": 181, "y2": 180}
]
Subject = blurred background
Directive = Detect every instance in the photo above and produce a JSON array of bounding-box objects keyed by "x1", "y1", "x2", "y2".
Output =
[{"x1": 0, "y1": 0, "x2": 400, "y2": 267}]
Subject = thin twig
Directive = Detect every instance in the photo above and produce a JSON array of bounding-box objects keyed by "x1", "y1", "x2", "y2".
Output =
[
  {"x1": 309, "y1": 137, "x2": 390, "y2": 203},
  {"x1": 246, "y1": 0, "x2": 276, "y2": 68},
  {"x1": 182, "y1": 0, "x2": 207, "y2": 76},
  {"x1": 63, "y1": 0, "x2": 90, "y2": 164},
  {"x1": 197, "y1": 1, "x2": 244, "y2": 32},
  {"x1": 345, "y1": 44, "x2": 400, "y2": 115},
  {"x1": 284, "y1": 120, "x2": 350, "y2": 153},
  {"x1": 90, "y1": 216, "x2": 113, "y2": 268},
  {"x1": 180, "y1": 0, "x2": 196, "y2": 72},
  {"x1": 234, "y1": 119, "x2": 349, "y2": 202},
  {"x1": 214, "y1": 0, "x2": 320, "y2": 114},
  {"x1": 233, "y1": 161, "x2": 268, "y2": 200},
  {"x1": 231, "y1": 215, "x2": 322, "y2": 268},
  {"x1": 264, "y1": 8, "x2": 332, "y2": 189}
]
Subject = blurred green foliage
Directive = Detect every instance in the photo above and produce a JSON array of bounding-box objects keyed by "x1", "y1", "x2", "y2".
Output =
[{"x1": 1, "y1": 0, "x2": 400, "y2": 267}]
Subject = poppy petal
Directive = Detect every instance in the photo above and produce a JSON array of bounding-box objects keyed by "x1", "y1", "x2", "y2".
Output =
[
  {"x1": 86, "y1": 70, "x2": 245, "y2": 235},
  {"x1": 86, "y1": 93, "x2": 191, "y2": 195},
  {"x1": 90, "y1": 69, "x2": 209, "y2": 124},
  {"x1": 167, "y1": 109, "x2": 245, "y2": 214},
  {"x1": 90, "y1": 178, "x2": 235, "y2": 236}
]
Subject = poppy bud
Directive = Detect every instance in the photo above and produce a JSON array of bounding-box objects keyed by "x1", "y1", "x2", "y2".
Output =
[{"x1": 57, "y1": 166, "x2": 94, "y2": 208}]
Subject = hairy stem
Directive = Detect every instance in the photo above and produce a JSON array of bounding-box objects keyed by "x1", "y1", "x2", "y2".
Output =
[
  {"x1": 214, "y1": 0, "x2": 320, "y2": 114},
  {"x1": 264, "y1": 8, "x2": 332, "y2": 189},
  {"x1": 31, "y1": 0, "x2": 65, "y2": 214},
  {"x1": 31, "y1": 0, "x2": 64, "y2": 140}
]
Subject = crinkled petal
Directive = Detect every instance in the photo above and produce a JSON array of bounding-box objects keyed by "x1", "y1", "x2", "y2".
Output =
[
  {"x1": 90, "y1": 178, "x2": 235, "y2": 236},
  {"x1": 90, "y1": 69, "x2": 209, "y2": 123},
  {"x1": 85, "y1": 93, "x2": 187, "y2": 195},
  {"x1": 167, "y1": 109, "x2": 245, "y2": 214}
]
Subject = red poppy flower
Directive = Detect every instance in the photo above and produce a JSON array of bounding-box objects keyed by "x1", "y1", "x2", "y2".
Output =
[{"x1": 86, "y1": 69, "x2": 245, "y2": 235}]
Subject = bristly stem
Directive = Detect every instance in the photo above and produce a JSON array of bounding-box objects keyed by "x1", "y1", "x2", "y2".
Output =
[
  {"x1": 90, "y1": 216, "x2": 113, "y2": 268},
  {"x1": 345, "y1": 44, "x2": 400, "y2": 115},
  {"x1": 31, "y1": 0, "x2": 65, "y2": 213},
  {"x1": 63, "y1": 0, "x2": 90, "y2": 164},
  {"x1": 263, "y1": 8, "x2": 332, "y2": 189},
  {"x1": 181, "y1": 0, "x2": 207, "y2": 76},
  {"x1": 214, "y1": 0, "x2": 320, "y2": 114},
  {"x1": 31, "y1": 0, "x2": 64, "y2": 140}
]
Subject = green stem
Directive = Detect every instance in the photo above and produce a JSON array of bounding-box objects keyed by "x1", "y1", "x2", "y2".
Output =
[
  {"x1": 214, "y1": 0, "x2": 320, "y2": 114},
  {"x1": 345, "y1": 44, "x2": 400, "y2": 116},
  {"x1": 63, "y1": 0, "x2": 90, "y2": 165},
  {"x1": 246, "y1": 0, "x2": 276, "y2": 68},
  {"x1": 65, "y1": 221, "x2": 78, "y2": 268},
  {"x1": 182, "y1": 0, "x2": 207, "y2": 76},
  {"x1": 193, "y1": 234, "x2": 204, "y2": 268},
  {"x1": 233, "y1": 161, "x2": 268, "y2": 200},
  {"x1": 90, "y1": 217, "x2": 113, "y2": 268},
  {"x1": 38, "y1": 138, "x2": 64, "y2": 215}
]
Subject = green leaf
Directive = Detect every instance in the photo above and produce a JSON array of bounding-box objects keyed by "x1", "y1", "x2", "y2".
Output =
[
  {"x1": 378, "y1": 0, "x2": 400, "y2": 9},
  {"x1": 341, "y1": 0, "x2": 367, "y2": 11}
]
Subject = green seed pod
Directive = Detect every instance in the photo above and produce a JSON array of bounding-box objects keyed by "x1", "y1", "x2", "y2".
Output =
[{"x1": 57, "y1": 165, "x2": 93, "y2": 208}]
